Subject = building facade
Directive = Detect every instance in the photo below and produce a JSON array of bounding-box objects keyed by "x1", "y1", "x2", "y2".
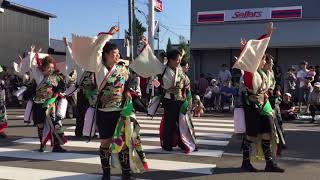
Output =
[
  {"x1": 0, "y1": 0, "x2": 56, "y2": 67},
  {"x1": 190, "y1": 0, "x2": 320, "y2": 81}
]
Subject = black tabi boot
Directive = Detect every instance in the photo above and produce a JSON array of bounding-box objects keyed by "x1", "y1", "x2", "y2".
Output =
[
  {"x1": 241, "y1": 138, "x2": 258, "y2": 172},
  {"x1": 37, "y1": 127, "x2": 45, "y2": 152},
  {"x1": 52, "y1": 134, "x2": 67, "y2": 153},
  {"x1": 0, "y1": 132, "x2": 7, "y2": 139},
  {"x1": 261, "y1": 139, "x2": 285, "y2": 173},
  {"x1": 99, "y1": 146, "x2": 111, "y2": 180},
  {"x1": 119, "y1": 149, "x2": 135, "y2": 180}
]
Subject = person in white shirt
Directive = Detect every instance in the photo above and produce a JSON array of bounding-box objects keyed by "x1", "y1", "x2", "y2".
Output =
[
  {"x1": 218, "y1": 64, "x2": 232, "y2": 84},
  {"x1": 297, "y1": 61, "x2": 309, "y2": 112}
]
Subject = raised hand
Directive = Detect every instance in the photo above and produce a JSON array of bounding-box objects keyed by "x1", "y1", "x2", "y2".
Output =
[
  {"x1": 63, "y1": 37, "x2": 68, "y2": 47},
  {"x1": 240, "y1": 38, "x2": 247, "y2": 49},
  {"x1": 141, "y1": 36, "x2": 148, "y2": 45},
  {"x1": 37, "y1": 48, "x2": 42, "y2": 53},
  {"x1": 266, "y1": 22, "x2": 275, "y2": 37},
  {"x1": 108, "y1": 25, "x2": 120, "y2": 35},
  {"x1": 30, "y1": 45, "x2": 35, "y2": 53},
  {"x1": 18, "y1": 55, "x2": 23, "y2": 62}
]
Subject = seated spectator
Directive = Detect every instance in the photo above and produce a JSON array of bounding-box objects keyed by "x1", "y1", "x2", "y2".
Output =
[
  {"x1": 203, "y1": 79, "x2": 220, "y2": 110},
  {"x1": 193, "y1": 95, "x2": 205, "y2": 117},
  {"x1": 308, "y1": 82, "x2": 320, "y2": 123},
  {"x1": 315, "y1": 65, "x2": 320, "y2": 83},
  {"x1": 220, "y1": 81, "x2": 237, "y2": 111},
  {"x1": 280, "y1": 93, "x2": 296, "y2": 121},
  {"x1": 286, "y1": 67, "x2": 297, "y2": 103}
]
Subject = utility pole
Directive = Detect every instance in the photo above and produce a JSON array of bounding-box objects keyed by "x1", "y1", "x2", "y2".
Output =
[
  {"x1": 128, "y1": 0, "x2": 134, "y2": 61},
  {"x1": 117, "y1": 16, "x2": 120, "y2": 39},
  {"x1": 148, "y1": 0, "x2": 155, "y2": 51}
]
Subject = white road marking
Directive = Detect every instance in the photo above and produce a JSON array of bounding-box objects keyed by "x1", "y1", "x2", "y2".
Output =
[
  {"x1": 0, "y1": 165, "x2": 131, "y2": 180},
  {"x1": 64, "y1": 129, "x2": 233, "y2": 139},
  {"x1": 137, "y1": 120, "x2": 234, "y2": 127},
  {"x1": 13, "y1": 138, "x2": 224, "y2": 158},
  {"x1": 0, "y1": 147, "x2": 215, "y2": 174}
]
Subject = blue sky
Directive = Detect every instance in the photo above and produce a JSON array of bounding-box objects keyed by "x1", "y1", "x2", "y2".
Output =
[{"x1": 13, "y1": 0, "x2": 191, "y2": 49}]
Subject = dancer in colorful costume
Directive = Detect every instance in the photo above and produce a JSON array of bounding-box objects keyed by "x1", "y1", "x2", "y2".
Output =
[
  {"x1": 22, "y1": 46, "x2": 67, "y2": 152},
  {"x1": 233, "y1": 22, "x2": 284, "y2": 172},
  {"x1": 70, "y1": 26, "x2": 147, "y2": 180},
  {"x1": 130, "y1": 39, "x2": 197, "y2": 153},
  {"x1": 0, "y1": 66, "x2": 8, "y2": 138}
]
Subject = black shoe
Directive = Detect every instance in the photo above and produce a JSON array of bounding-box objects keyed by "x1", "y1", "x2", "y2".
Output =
[
  {"x1": 162, "y1": 146, "x2": 173, "y2": 151},
  {"x1": 241, "y1": 161, "x2": 258, "y2": 172},
  {"x1": 75, "y1": 131, "x2": 83, "y2": 137},
  {"x1": 310, "y1": 119, "x2": 316, "y2": 123},
  {"x1": 281, "y1": 144, "x2": 287, "y2": 149},
  {"x1": 52, "y1": 145, "x2": 67, "y2": 153},
  {"x1": 101, "y1": 172, "x2": 111, "y2": 180},
  {"x1": 0, "y1": 132, "x2": 7, "y2": 139},
  {"x1": 75, "y1": 134, "x2": 83, "y2": 138},
  {"x1": 38, "y1": 144, "x2": 45, "y2": 152},
  {"x1": 122, "y1": 171, "x2": 136, "y2": 180},
  {"x1": 265, "y1": 162, "x2": 285, "y2": 173}
]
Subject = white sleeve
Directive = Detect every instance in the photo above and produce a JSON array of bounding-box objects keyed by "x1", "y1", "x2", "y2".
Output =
[
  {"x1": 90, "y1": 34, "x2": 113, "y2": 74},
  {"x1": 28, "y1": 52, "x2": 44, "y2": 85},
  {"x1": 71, "y1": 33, "x2": 113, "y2": 74},
  {"x1": 66, "y1": 45, "x2": 76, "y2": 76}
]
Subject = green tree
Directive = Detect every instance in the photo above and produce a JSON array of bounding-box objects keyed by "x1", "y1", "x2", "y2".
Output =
[
  {"x1": 133, "y1": 17, "x2": 147, "y2": 57},
  {"x1": 134, "y1": 17, "x2": 146, "y2": 38},
  {"x1": 166, "y1": 38, "x2": 172, "y2": 52},
  {"x1": 179, "y1": 41, "x2": 190, "y2": 62}
]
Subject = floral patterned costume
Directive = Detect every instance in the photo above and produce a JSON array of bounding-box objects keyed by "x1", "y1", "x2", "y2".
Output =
[{"x1": 0, "y1": 80, "x2": 8, "y2": 136}]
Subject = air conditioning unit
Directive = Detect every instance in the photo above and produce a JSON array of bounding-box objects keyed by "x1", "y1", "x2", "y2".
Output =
[{"x1": 0, "y1": 8, "x2": 4, "y2": 13}]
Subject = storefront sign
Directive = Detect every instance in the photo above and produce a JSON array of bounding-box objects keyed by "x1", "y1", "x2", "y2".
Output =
[
  {"x1": 197, "y1": 6, "x2": 302, "y2": 23},
  {"x1": 225, "y1": 8, "x2": 271, "y2": 22},
  {"x1": 155, "y1": 0, "x2": 163, "y2": 12}
]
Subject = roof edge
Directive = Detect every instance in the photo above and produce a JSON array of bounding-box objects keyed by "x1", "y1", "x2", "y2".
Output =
[{"x1": 3, "y1": 0, "x2": 57, "y2": 18}]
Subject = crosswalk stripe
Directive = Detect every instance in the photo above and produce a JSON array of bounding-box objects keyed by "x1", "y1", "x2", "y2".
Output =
[
  {"x1": 63, "y1": 129, "x2": 233, "y2": 139},
  {"x1": 139, "y1": 124, "x2": 234, "y2": 132},
  {"x1": 139, "y1": 129, "x2": 233, "y2": 139},
  {"x1": 67, "y1": 125, "x2": 234, "y2": 132},
  {"x1": 136, "y1": 120, "x2": 234, "y2": 127},
  {"x1": 62, "y1": 132, "x2": 229, "y2": 146},
  {"x1": 135, "y1": 116, "x2": 234, "y2": 123},
  {"x1": 0, "y1": 147, "x2": 215, "y2": 174},
  {"x1": 13, "y1": 138, "x2": 224, "y2": 158},
  {"x1": 0, "y1": 166, "x2": 132, "y2": 180},
  {"x1": 139, "y1": 136, "x2": 229, "y2": 146}
]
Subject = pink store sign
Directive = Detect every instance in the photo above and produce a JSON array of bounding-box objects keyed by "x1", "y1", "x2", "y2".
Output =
[{"x1": 197, "y1": 6, "x2": 302, "y2": 23}]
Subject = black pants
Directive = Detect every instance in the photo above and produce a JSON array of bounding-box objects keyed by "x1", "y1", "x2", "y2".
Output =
[
  {"x1": 162, "y1": 98, "x2": 183, "y2": 147},
  {"x1": 244, "y1": 104, "x2": 272, "y2": 137},
  {"x1": 33, "y1": 102, "x2": 47, "y2": 125},
  {"x1": 96, "y1": 110, "x2": 121, "y2": 139},
  {"x1": 75, "y1": 90, "x2": 90, "y2": 136}
]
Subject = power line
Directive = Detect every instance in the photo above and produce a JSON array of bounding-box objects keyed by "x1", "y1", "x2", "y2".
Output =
[
  {"x1": 136, "y1": 0, "x2": 148, "y2": 6},
  {"x1": 135, "y1": 7, "x2": 188, "y2": 42}
]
